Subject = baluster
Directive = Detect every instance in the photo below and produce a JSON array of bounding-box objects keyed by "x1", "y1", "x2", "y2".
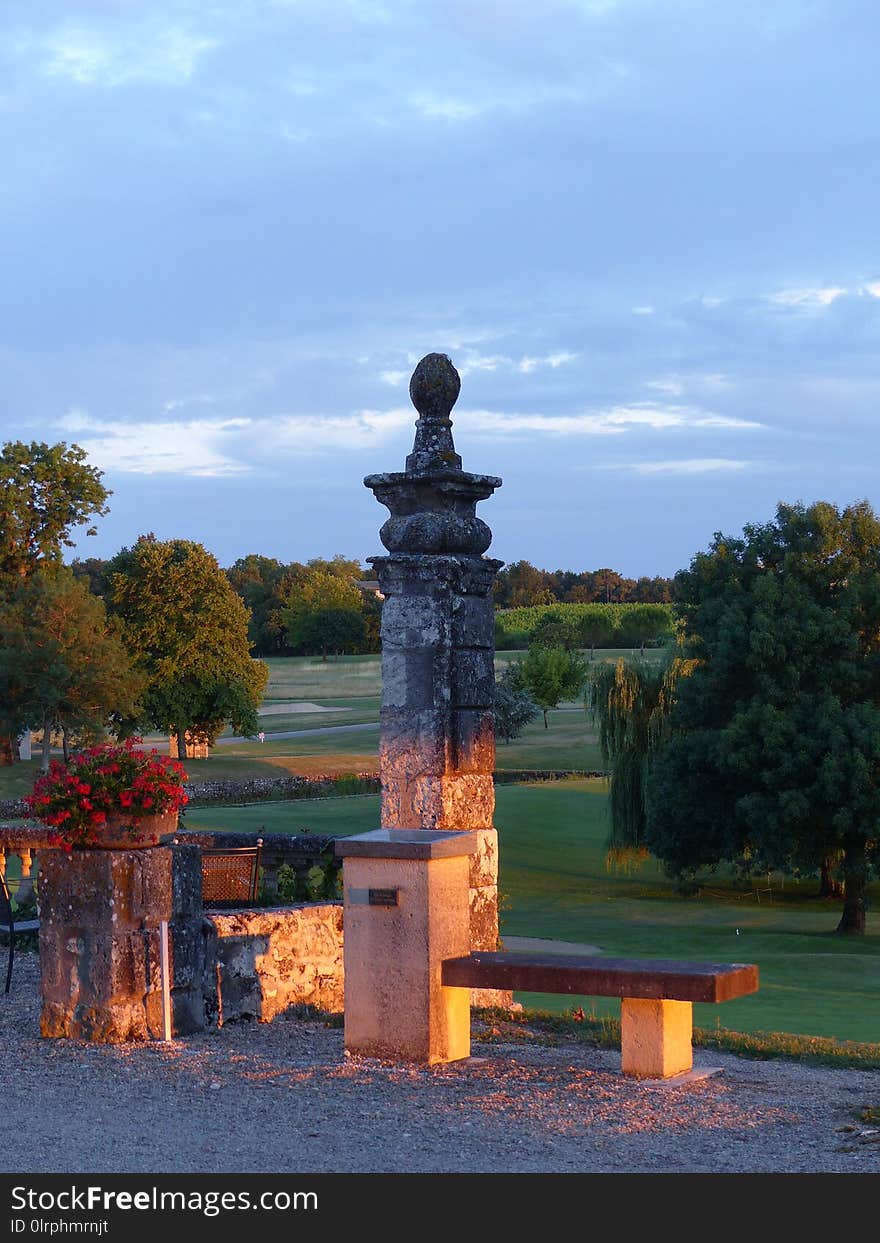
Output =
[{"x1": 16, "y1": 848, "x2": 34, "y2": 905}]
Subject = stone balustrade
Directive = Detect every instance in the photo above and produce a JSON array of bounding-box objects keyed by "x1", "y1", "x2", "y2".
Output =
[{"x1": 0, "y1": 822, "x2": 53, "y2": 907}]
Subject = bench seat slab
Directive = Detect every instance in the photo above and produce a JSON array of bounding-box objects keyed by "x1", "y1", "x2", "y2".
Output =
[{"x1": 441, "y1": 952, "x2": 759, "y2": 1003}]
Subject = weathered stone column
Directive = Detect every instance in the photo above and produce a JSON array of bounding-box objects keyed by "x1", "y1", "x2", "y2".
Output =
[{"x1": 364, "y1": 354, "x2": 506, "y2": 992}]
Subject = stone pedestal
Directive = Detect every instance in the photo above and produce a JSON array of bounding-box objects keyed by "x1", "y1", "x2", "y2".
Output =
[
  {"x1": 38, "y1": 845, "x2": 205, "y2": 1042},
  {"x1": 365, "y1": 355, "x2": 509, "y2": 1006},
  {"x1": 336, "y1": 830, "x2": 474, "y2": 1064},
  {"x1": 620, "y1": 998, "x2": 693, "y2": 1079}
]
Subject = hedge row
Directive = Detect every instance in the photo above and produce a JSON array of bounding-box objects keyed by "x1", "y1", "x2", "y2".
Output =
[
  {"x1": 495, "y1": 601, "x2": 677, "y2": 650},
  {"x1": 0, "y1": 769, "x2": 606, "y2": 820}
]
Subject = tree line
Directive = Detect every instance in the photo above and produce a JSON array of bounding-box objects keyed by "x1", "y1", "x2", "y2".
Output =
[{"x1": 493, "y1": 560, "x2": 673, "y2": 608}]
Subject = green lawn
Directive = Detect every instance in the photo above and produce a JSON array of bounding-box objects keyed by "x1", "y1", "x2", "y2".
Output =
[{"x1": 186, "y1": 779, "x2": 880, "y2": 1043}]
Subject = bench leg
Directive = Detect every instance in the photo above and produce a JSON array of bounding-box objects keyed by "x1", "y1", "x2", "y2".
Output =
[{"x1": 620, "y1": 998, "x2": 693, "y2": 1079}]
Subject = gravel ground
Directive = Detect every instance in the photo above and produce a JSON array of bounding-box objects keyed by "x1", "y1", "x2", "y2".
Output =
[{"x1": 2, "y1": 956, "x2": 879, "y2": 1175}]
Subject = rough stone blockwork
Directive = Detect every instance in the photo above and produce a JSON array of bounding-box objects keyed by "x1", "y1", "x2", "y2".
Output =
[
  {"x1": 38, "y1": 845, "x2": 205, "y2": 1042},
  {"x1": 203, "y1": 902, "x2": 343, "y2": 1024}
]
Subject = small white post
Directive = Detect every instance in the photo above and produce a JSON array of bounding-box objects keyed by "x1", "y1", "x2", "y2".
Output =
[{"x1": 159, "y1": 920, "x2": 172, "y2": 1042}]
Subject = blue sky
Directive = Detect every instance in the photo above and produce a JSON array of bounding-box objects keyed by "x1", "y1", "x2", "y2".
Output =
[{"x1": 2, "y1": 1, "x2": 878, "y2": 578}]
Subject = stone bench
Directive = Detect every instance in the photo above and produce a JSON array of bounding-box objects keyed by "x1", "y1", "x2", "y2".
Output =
[{"x1": 441, "y1": 951, "x2": 759, "y2": 1079}]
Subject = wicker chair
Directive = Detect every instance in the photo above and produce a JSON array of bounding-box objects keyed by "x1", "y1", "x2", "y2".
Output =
[{"x1": 200, "y1": 839, "x2": 263, "y2": 908}]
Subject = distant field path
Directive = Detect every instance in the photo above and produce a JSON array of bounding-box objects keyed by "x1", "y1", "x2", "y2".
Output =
[{"x1": 217, "y1": 722, "x2": 376, "y2": 744}]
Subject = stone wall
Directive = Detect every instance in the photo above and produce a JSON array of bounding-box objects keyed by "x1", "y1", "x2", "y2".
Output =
[{"x1": 203, "y1": 902, "x2": 343, "y2": 1024}]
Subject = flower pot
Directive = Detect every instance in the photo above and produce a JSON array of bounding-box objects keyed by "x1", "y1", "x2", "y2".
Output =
[{"x1": 91, "y1": 809, "x2": 179, "y2": 850}]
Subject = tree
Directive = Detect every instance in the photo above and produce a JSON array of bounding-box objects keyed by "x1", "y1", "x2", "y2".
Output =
[
  {"x1": 0, "y1": 568, "x2": 143, "y2": 770},
  {"x1": 618, "y1": 603, "x2": 674, "y2": 653},
  {"x1": 493, "y1": 665, "x2": 540, "y2": 743},
  {"x1": 575, "y1": 605, "x2": 616, "y2": 660},
  {"x1": 0, "y1": 441, "x2": 110, "y2": 763},
  {"x1": 106, "y1": 536, "x2": 268, "y2": 759},
  {"x1": 283, "y1": 562, "x2": 365, "y2": 654},
  {"x1": 499, "y1": 560, "x2": 555, "y2": 607},
  {"x1": 0, "y1": 441, "x2": 110, "y2": 581},
  {"x1": 531, "y1": 611, "x2": 579, "y2": 651},
  {"x1": 225, "y1": 555, "x2": 295, "y2": 655},
  {"x1": 70, "y1": 556, "x2": 110, "y2": 598},
  {"x1": 291, "y1": 608, "x2": 367, "y2": 661},
  {"x1": 587, "y1": 656, "x2": 693, "y2": 866},
  {"x1": 594, "y1": 568, "x2": 627, "y2": 604},
  {"x1": 517, "y1": 645, "x2": 587, "y2": 729},
  {"x1": 647, "y1": 500, "x2": 880, "y2": 935}
]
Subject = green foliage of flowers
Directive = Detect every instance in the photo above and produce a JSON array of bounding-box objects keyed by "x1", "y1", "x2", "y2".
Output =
[{"x1": 268, "y1": 853, "x2": 341, "y2": 904}]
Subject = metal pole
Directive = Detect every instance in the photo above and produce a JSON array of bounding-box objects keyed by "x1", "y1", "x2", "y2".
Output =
[{"x1": 159, "y1": 919, "x2": 172, "y2": 1041}]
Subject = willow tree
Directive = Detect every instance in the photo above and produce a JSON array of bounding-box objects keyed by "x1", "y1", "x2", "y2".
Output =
[{"x1": 586, "y1": 656, "x2": 694, "y2": 867}]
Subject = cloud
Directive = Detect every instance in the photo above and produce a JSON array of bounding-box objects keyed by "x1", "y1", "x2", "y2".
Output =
[
  {"x1": 409, "y1": 94, "x2": 484, "y2": 121},
  {"x1": 645, "y1": 373, "x2": 732, "y2": 398},
  {"x1": 54, "y1": 410, "x2": 252, "y2": 476},
  {"x1": 406, "y1": 79, "x2": 602, "y2": 124},
  {"x1": 517, "y1": 351, "x2": 578, "y2": 374},
  {"x1": 631, "y1": 305, "x2": 654, "y2": 315},
  {"x1": 379, "y1": 369, "x2": 410, "y2": 387},
  {"x1": 607, "y1": 458, "x2": 752, "y2": 476},
  {"x1": 49, "y1": 389, "x2": 762, "y2": 479},
  {"x1": 766, "y1": 286, "x2": 847, "y2": 309},
  {"x1": 272, "y1": 407, "x2": 414, "y2": 449},
  {"x1": 455, "y1": 349, "x2": 579, "y2": 378},
  {"x1": 42, "y1": 24, "x2": 218, "y2": 87},
  {"x1": 461, "y1": 403, "x2": 764, "y2": 436}
]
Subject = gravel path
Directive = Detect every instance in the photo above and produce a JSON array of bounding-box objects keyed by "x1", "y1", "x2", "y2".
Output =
[{"x1": 2, "y1": 957, "x2": 878, "y2": 1175}]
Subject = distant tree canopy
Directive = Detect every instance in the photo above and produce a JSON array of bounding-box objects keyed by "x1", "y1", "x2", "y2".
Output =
[
  {"x1": 647, "y1": 500, "x2": 880, "y2": 935},
  {"x1": 225, "y1": 555, "x2": 296, "y2": 655},
  {"x1": 493, "y1": 561, "x2": 673, "y2": 609},
  {"x1": 282, "y1": 557, "x2": 375, "y2": 657},
  {"x1": 224, "y1": 553, "x2": 378, "y2": 657},
  {"x1": 291, "y1": 608, "x2": 367, "y2": 661},
  {"x1": 0, "y1": 567, "x2": 143, "y2": 770},
  {"x1": 107, "y1": 535, "x2": 268, "y2": 759},
  {"x1": 0, "y1": 441, "x2": 109, "y2": 582}
]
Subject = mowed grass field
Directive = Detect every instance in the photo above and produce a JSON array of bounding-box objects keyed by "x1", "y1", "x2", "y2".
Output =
[
  {"x1": 0, "y1": 651, "x2": 619, "y2": 795},
  {"x1": 184, "y1": 779, "x2": 880, "y2": 1044}
]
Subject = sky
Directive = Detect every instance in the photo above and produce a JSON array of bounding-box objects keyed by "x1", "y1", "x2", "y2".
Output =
[{"x1": 2, "y1": 0, "x2": 879, "y2": 579}]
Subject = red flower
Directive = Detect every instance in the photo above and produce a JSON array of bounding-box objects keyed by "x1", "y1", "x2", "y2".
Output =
[{"x1": 27, "y1": 737, "x2": 187, "y2": 848}]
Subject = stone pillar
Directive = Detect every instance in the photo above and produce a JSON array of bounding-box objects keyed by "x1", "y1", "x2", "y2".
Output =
[
  {"x1": 336, "y1": 829, "x2": 474, "y2": 1063},
  {"x1": 364, "y1": 354, "x2": 507, "y2": 1000},
  {"x1": 38, "y1": 844, "x2": 205, "y2": 1042}
]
